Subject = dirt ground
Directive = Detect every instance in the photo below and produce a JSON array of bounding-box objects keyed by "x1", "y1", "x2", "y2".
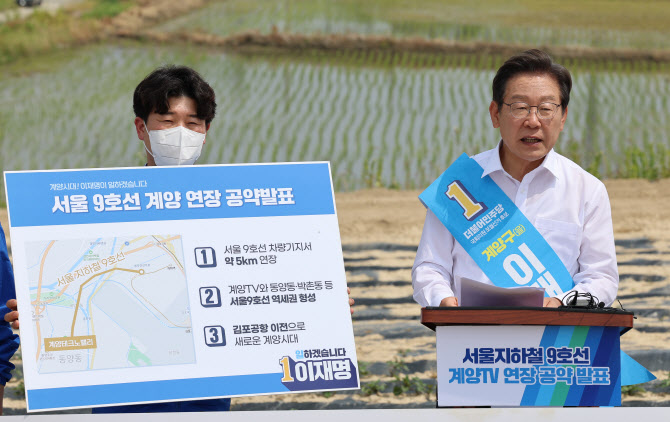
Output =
[{"x1": 2, "y1": 179, "x2": 670, "y2": 412}]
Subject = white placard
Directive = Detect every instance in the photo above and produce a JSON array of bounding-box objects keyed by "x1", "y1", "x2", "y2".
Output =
[{"x1": 4, "y1": 162, "x2": 359, "y2": 412}]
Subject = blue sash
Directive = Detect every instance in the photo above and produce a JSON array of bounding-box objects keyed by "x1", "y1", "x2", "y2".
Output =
[{"x1": 419, "y1": 153, "x2": 572, "y2": 296}]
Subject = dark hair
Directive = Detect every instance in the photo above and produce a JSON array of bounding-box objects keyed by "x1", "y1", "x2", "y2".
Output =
[
  {"x1": 133, "y1": 65, "x2": 216, "y2": 124},
  {"x1": 492, "y1": 49, "x2": 572, "y2": 110}
]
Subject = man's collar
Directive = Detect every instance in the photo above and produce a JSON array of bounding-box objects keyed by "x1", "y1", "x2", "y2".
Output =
[
  {"x1": 541, "y1": 148, "x2": 561, "y2": 179},
  {"x1": 479, "y1": 142, "x2": 506, "y2": 178},
  {"x1": 480, "y1": 141, "x2": 560, "y2": 180}
]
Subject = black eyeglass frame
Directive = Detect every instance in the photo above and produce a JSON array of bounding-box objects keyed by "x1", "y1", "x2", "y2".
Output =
[{"x1": 502, "y1": 101, "x2": 562, "y2": 119}]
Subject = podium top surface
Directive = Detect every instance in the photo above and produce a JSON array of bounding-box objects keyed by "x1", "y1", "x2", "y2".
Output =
[{"x1": 421, "y1": 307, "x2": 634, "y2": 331}]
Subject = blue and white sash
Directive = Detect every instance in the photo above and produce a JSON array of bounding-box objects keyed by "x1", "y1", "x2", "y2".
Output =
[{"x1": 420, "y1": 153, "x2": 572, "y2": 296}]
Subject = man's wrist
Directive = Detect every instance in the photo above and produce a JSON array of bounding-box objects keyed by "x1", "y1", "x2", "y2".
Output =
[
  {"x1": 439, "y1": 297, "x2": 459, "y2": 307},
  {"x1": 543, "y1": 297, "x2": 562, "y2": 308}
]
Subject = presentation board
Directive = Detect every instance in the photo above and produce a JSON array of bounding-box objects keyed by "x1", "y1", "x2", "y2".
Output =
[{"x1": 4, "y1": 162, "x2": 358, "y2": 412}]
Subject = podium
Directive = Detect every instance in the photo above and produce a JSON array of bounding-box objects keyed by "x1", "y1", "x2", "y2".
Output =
[{"x1": 422, "y1": 307, "x2": 633, "y2": 407}]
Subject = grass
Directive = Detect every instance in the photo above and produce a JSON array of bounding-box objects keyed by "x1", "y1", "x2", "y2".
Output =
[
  {"x1": 0, "y1": 0, "x2": 142, "y2": 67},
  {"x1": 162, "y1": 0, "x2": 670, "y2": 49},
  {"x1": 357, "y1": 361, "x2": 370, "y2": 377},
  {"x1": 386, "y1": 352, "x2": 434, "y2": 398},
  {"x1": 83, "y1": 0, "x2": 133, "y2": 19},
  {"x1": 3, "y1": 1, "x2": 670, "y2": 74},
  {"x1": 358, "y1": 350, "x2": 436, "y2": 398},
  {"x1": 0, "y1": 10, "x2": 101, "y2": 66},
  {"x1": 361, "y1": 380, "x2": 385, "y2": 396},
  {"x1": 14, "y1": 381, "x2": 25, "y2": 399},
  {"x1": 0, "y1": 0, "x2": 16, "y2": 13},
  {"x1": 621, "y1": 384, "x2": 645, "y2": 396}
]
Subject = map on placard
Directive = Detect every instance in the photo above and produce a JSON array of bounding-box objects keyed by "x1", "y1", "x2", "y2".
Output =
[{"x1": 25, "y1": 235, "x2": 195, "y2": 374}]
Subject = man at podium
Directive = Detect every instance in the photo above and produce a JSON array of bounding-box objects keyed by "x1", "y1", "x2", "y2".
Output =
[{"x1": 412, "y1": 49, "x2": 618, "y2": 309}]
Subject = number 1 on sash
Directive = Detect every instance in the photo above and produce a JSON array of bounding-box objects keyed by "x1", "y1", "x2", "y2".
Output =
[{"x1": 446, "y1": 181, "x2": 486, "y2": 220}]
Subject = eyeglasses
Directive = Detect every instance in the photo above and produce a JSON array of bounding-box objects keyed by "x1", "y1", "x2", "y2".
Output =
[{"x1": 503, "y1": 102, "x2": 561, "y2": 119}]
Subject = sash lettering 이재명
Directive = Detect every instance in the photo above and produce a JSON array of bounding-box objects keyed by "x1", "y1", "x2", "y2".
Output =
[{"x1": 419, "y1": 153, "x2": 573, "y2": 296}]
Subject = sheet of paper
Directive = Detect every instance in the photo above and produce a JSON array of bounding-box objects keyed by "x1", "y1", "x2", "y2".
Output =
[{"x1": 459, "y1": 276, "x2": 544, "y2": 307}]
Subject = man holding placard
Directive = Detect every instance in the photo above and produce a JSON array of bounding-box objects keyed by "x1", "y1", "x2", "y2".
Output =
[
  {"x1": 5, "y1": 66, "x2": 358, "y2": 413},
  {"x1": 412, "y1": 49, "x2": 618, "y2": 308},
  {"x1": 5, "y1": 65, "x2": 231, "y2": 413}
]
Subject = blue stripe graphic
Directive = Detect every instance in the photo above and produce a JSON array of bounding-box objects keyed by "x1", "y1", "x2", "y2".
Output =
[
  {"x1": 535, "y1": 325, "x2": 574, "y2": 405},
  {"x1": 579, "y1": 326, "x2": 606, "y2": 406},
  {"x1": 520, "y1": 325, "x2": 558, "y2": 406},
  {"x1": 592, "y1": 328, "x2": 620, "y2": 406},
  {"x1": 564, "y1": 326, "x2": 602, "y2": 405},
  {"x1": 28, "y1": 372, "x2": 286, "y2": 410},
  {"x1": 609, "y1": 370, "x2": 622, "y2": 406}
]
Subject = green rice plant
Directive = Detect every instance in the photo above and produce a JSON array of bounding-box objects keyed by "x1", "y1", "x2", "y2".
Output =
[
  {"x1": 585, "y1": 152, "x2": 603, "y2": 179},
  {"x1": 14, "y1": 381, "x2": 25, "y2": 399},
  {"x1": 357, "y1": 361, "x2": 370, "y2": 377},
  {"x1": 621, "y1": 384, "x2": 645, "y2": 396},
  {"x1": 659, "y1": 373, "x2": 670, "y2": 388},
  {"x1": 1, "y1": 44, "x2": 669, "y2": 201},
  {"x1": 616, "y1": 142, "x2": 670, "y2": 180},
  {"x1": 392, "y1": 374, "x2": 433, "y2": 397},
  {"x1": 361, "y1": 380, "x2": 385, "y2": 396},
  {"x1": 385, "y1": 352, "x2": 435, "y2": 398}
]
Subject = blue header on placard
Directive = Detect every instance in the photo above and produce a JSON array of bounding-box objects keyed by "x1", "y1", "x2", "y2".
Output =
[{"x1": 5, "y1": 163, "x2": 335, "y2": 227}]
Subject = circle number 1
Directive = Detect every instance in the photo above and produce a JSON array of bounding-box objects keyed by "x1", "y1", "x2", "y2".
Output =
[{"x1": 446, "y1": 181, "x2": 486, "y2": 221}]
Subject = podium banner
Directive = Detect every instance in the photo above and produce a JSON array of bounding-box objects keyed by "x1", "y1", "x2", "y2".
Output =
[
  {"x1": 436, "y1": 325, "x2": 621, "y2": 406},
  {"x1": 4, "y1": 162, "x2": 358, "y2": 412}
]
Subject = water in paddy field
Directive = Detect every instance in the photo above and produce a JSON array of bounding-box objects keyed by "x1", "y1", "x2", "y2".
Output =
[
  {"x1": 1, "y1": 45, "x2": 669, "y2": 198},
  {"x1": 158, "y1": 0, "x2": 670, "y2": 51}
]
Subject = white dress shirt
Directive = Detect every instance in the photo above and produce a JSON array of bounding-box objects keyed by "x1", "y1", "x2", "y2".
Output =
[{"x1": 412, "y1": 144, "x2": 619, "y2": 307}]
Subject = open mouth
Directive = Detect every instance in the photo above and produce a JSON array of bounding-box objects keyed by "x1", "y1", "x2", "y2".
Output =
[{"x1": 521, "y1": 137, "x2": 542, "y2": 144}]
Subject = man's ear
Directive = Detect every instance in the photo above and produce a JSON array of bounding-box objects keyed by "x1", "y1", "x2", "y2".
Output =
[
  {"x1": 134, "y1": 117, "x2": 147, "y2": 141},
  {"x1": 558, "y1": 105, "x2": 568, "y2": 131},
  {"x1": 489, "y1": 101, "x2": 501, "y2": 128},
  {"x1": 203, "y1": 122, "x2": 210, "y2": 144}
]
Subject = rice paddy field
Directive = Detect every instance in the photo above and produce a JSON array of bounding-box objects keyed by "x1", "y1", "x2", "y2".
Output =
[
  {"x1": 159, "y1": 0, "x2": 670, "y2": 50},
  {"x1": 2, "y1": 0, "x2": 670, "y2": 202},
  {"x1": 1, "y1": 44, "x2": 670, "y2": 201}
]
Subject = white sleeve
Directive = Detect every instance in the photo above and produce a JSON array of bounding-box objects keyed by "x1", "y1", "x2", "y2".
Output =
[
  {"x1": 412, "y1": 209, "x2": 457, "y2": 307},
  {"x1": 565, "y1": 183, "x2": 619, "y2": 306}
]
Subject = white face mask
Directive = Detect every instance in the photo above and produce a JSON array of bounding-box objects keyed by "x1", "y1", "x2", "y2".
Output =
[{"x1": 143, "y1": 122, "x2": 206, "y2": 166}]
